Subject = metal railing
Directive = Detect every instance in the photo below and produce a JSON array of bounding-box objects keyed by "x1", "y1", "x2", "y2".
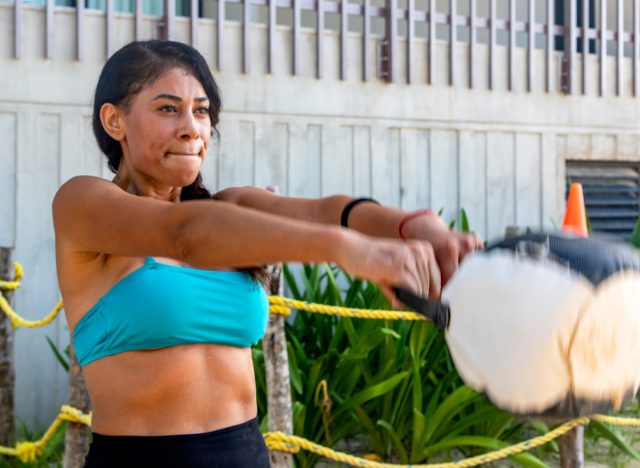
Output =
[{"x1": 8, "y1": 0, "x2": 640, "y2": 96}]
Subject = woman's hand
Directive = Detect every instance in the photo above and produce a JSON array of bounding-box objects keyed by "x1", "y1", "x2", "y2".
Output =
[
  {"x1": 401, "y1": 211, "x2": 483, "y2": 286},
  {"x1": 337, "y1": 231, "x2": 442, "y2": 304}
]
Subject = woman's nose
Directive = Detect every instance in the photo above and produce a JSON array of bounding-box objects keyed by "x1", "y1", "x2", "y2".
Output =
[{"x1": 177, "y1": 111, "x2": 199, "y2": 140}]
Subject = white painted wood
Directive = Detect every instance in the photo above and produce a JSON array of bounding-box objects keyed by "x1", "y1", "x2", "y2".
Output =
[
  {"x1": 486, "y1": 132, "x2": 516, "y2": 240},
  {"x1": 321, "y1": 122, "x2": 351, "y2": 196},
  {"x1": 430, "y1": 130, "x2": 459, "y2": 226},
  {"x1": 515, "y1": 132, "x2": 542, "y2": 229},
  {"x1": 255, "y1": 121, "x2": 289, "y2": 193},
  {"x1": 14, "y1": 111, "x2": 63, "y2": 428},
  {"x1": 458, "y1": 130, "x2": 487, "y2": 238},
  {"x1": 541, "y1": 132, "x2": 560, "y2": 230},
  {"x1": 352, "y1": 126, "x2": 372, "y2": 197},
  {"x1": 0, "y1": 112, "x2": 17, "y2": 248},
  {"x1": 399, "y1": 128, "x2": 418, "y2": 210},
  {"x1": 289, "y1": 123, "x2": 321, "y2": 198}
]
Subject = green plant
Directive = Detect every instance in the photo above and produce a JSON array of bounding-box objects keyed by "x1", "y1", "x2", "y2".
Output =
[{"x1": 255, "y1": 263, "x2": 548, "y2": 467}]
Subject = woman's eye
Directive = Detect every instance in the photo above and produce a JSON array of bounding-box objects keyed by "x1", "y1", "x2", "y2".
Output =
[
  {"x1": 159, "y1": 105, "x2": 177, "y2": 113},
  {"x1": 195, "y1": 107, "x2": 210, "y2": 115}
]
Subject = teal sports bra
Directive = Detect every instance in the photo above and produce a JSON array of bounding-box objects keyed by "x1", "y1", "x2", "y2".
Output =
[{"x1": 73, "y1": 258, "x2": 269, "y2": 367}]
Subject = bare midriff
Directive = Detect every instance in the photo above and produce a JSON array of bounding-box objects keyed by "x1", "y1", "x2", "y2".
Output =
[{"x1": 81, "y1": 343, "x2": 257, "y2": 436}]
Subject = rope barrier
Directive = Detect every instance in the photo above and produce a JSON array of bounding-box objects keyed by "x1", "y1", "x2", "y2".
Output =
[
  {"x1": 0, "y1": 405, "x2": 638, "y2": 466},
  {"x1": 268, "y1": 296, "x2": 427, "y2": 321},
  {"x1": 0, "y1": 261, "x2": 64, "y2": 329},
  {"x1": 1, "y1": 261, "x2": 640, "y2": 465}
]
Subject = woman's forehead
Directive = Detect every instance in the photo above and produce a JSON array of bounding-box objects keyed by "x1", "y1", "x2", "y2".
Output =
[{"x1": 140, "y1": 69, "x2": 207, "y2": 100}]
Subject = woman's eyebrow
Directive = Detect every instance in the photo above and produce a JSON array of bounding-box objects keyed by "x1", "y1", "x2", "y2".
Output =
[{"x1": 151, "y1": 93, "x2": 209, "y2": 102}]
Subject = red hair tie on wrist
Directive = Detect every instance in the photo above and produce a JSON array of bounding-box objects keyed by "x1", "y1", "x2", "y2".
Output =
[{"x1": 398, "y1": 209, "x2": 433, "y2": 240}]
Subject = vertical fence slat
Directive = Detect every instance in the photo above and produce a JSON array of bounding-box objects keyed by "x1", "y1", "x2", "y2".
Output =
[
  {"x1": 617, "y1": 0, "x2": 623, "y2": 96},
  {"x1": 243, "y1": 0, "x2": 251, "y2": 73},
  {"x1": 14, "y1": 0, "x2": 21, "y2": 59},
  {"x1": 76, "y1": 0, "x2": 84, "y2": 61},
  {"x1": 106, "y1": 0, "x2": 114, "y2": 58},
  {"x1": 407, "y1": 0, "x2": 414, "y2": 84},
  {"x1": 429, "y1": 0, "x2": 435, "y2": 85},
  {"x1": 268, "y1": 0, "x2": 276, "y2": 74},
  {"x1": 600, "y1": 0, "x2": 606, "y2": 96},
  {"x1": 490, "y1": 0, "x2": 496, "y2": 90},
  {"x1": 582, "y1": 0, "x2": 588, "y2": 94},
  {"x1": 218, "y1": 0, "x2": 225, "y2": 71},
  {"x1": 363, "y1": 0, "x2": 370, "y2": 81},
  {"x1": 449, "y1": 0, "x2": 456, "y2": 86},
  {"x1": 191, "y1": 0, "x2": 199, "y2": 47},
  {"x1": 317, "y1": 0, "x2": 325, "y2": 79},
  {"x1": 135, "y1": 0, "x2": 143, "y2": 40},
  {"x1": 293, "y1": 0, "x2": 300, "y2": 75},
  {"x1": 635, "y1": 0, "x2": 639, "y2": 96},
  {"x1": 563, "y1": 0, "x2": 576, "y2": 94},
  {"x1": 470, "y1": 0, "x2": 476, "y2": 89},
  {"x1": 164, "y1": 0, "x2": 175, "y2": 40},
  {"x1": 528, "y1": 0, "x2": 534, "y2": 91},
  {"x1": 341, "y1": 0, "x2": 348, "y2": 80},
  {"x1": 509, "y1": 0, "x2": 515, "y2": 90},
  {"x1": 46, "y1": 0, "x2": 54, "y2": 59},
  {"x1": 385, "y1": 0, "x2": 398, "y2": 83},
  {"x1": 547, "y1": 0, "x2": 553, "y2": 92}
]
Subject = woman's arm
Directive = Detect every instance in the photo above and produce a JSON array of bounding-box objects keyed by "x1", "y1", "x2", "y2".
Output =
[
  {"x1": 53, "y1": 176, "x2": 442, "y2": 298},
  {"x1": 214, "y1": 186, "x2": 482, "y2": 284}
]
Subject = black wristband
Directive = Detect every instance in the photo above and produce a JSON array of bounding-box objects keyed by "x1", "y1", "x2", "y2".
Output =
[{"x1": 340, "y1": 197, "x2": 380, "y2": 228}]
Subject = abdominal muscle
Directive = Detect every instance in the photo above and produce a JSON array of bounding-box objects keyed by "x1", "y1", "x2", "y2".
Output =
[{"x1": 82, "y1": 343, "x2": 258, "y2": 436}]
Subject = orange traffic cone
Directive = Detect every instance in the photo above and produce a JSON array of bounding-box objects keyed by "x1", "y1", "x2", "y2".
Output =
[{"x1": 562, "y1": 183, "x2": 589, "y2": 237}]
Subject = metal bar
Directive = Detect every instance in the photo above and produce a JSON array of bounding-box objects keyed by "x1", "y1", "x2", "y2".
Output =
[
  {"x1": 429, "y1": 0, "x2": 435, "y2": 85},
  {"x1": 363, "y1": 0, "x2": 370, "y2": 81},
  {"x1": 469, "y1": 0, "x2": 476, "y2": 89},
  {"x1": 293, "y1": 0, "x2": 300, "y2": 75},
  {"x1": 635, "y1": 0, "x2": 639, "y2": 96},
  {"x1": 617, "y1": 0, "x2": 623, "y2": 96},
  {"x1": 191, "y1": 0, "x2": 198, "y2": 47},
  {"x1": 582, "y1": 0, "x2": 588, "y2": 94},
  {"x1": 218, "y1": 0, "x2": 225, "y2": 70},
  {"x1": 406, "y1": 0, "x2": 414, "y2": 83},
  {"x1": 14, "y1": 0, "x2": 22, "y2": 59},
  {"x1": 385, "y1": 0, "x2": 398, "y2": 83},
  {"x1": 45, "y1": 0, "x2": 54, "y2": 59},
  {"x1": 528, "y1": 0, "x2": 534, "y2": 91},
  {"x1": 490, "y1": 0, "x2": 496, "y2": 90},
  {"x1": 268, "y1": 0, "x2": 276, "y2": 74},
  {"x1": 106, "y1": 0, "x2": 114, "y2": 58},
  {"x1": 547, "y1": 0, "x2": 553, "y2": 92},
  {"x1": 509, "y1": 0, "x2": 515, "y2": 90},
  {"x1": 449, "y1": 0, "x2": 456, "y2": 86},
  {"x1": 76, "y1": 0, "x2": 84, "y2": 61},
  {"x1": 600, "y1": 0, "x2": 606, "y2": 96},
  {"x1": 317, "y1": 0, "x2": 324, "y2": 79},
  {"x1": 341, "y1": 0, "x2": 348, "y2": 80},
  {"x1": 243, "y1": 0, "x2": 250, "y2": 73},
  {"x1": 135, "y1": 0, "x2": 143, "y2": 41},
  {"x1": 164, "y1": 0, "x2": 175, "y2": 40}
]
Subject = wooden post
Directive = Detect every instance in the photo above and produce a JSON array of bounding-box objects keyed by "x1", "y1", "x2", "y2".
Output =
[
  {"x1": 560, "y1": 426, "x2": 584, "y2": 468},
  {"x1": 63, "y1": 346, "x2": 91, "y2": 468},
  {"x1": 0, "y1": 247, "x2": 16, "y2": 446}
]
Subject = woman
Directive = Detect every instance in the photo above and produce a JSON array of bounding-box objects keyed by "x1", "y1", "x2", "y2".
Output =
[{"x1": 53, "y1": 40, "x2": 481, "y2": 467}]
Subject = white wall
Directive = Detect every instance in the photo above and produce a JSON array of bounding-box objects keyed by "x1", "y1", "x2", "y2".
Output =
[{"x1": 0, "y1": 2, "x2": 639, "y2": 428}]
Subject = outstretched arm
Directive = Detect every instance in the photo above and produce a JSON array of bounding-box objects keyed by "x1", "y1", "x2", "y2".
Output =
[{"x1": 214, "y1": 187, "x2": 482, "y2": 284}]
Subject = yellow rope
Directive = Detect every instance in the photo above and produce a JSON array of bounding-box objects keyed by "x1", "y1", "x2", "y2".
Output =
[
  {"x1": 0, "y1": 405, "x2": 92, "y2": 463},
  {"x1": 268, "y1": 296, "x2": 427, "y2": 321},
  {"x1": 0, "y1": 262, "x2": 64, "y2": 328}
]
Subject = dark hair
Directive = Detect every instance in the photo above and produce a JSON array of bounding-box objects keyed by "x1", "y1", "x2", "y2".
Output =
[{"x1": 93, "y1": 40, "x2": 267, "y2": 285}]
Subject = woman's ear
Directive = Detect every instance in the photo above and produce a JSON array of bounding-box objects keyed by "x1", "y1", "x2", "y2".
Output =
[{"x1": 100, "y1": 103, "x2": 125, "y2": 141}]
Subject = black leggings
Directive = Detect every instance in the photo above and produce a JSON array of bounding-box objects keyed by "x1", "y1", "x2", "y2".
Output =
[{"x1": 83, "y1": 417, "x2": 271, "y2": 468}]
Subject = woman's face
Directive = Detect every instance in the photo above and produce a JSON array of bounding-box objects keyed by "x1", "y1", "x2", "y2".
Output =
[{"x1": 116, "y1": 68, "x2": 212, "y2": 189}]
